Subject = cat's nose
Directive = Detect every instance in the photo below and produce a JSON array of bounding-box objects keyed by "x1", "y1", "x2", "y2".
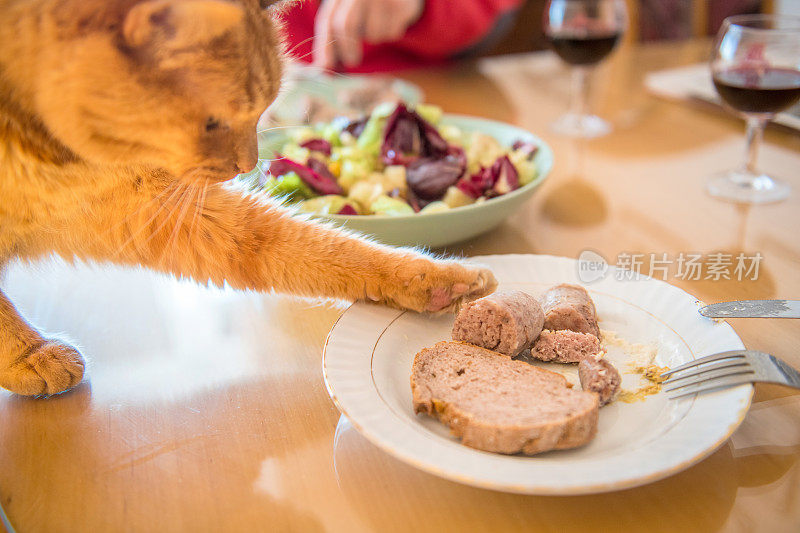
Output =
[{"x1": 235, "y1": 139, "x2": 258, "y2": 174}]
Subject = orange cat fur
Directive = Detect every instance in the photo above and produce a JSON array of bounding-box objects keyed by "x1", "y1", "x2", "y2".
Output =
[{"x1": 0, "y1": 0, "x2": 496, "y2": 396}]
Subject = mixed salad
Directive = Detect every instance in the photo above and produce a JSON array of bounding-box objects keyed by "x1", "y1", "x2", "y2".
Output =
[{"x1": 259, "y1": 102, "x2": 540, "y2": 216}]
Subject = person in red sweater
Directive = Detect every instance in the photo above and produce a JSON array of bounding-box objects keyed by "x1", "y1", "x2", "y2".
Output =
[{"x1": 276, "y1": 0, "x2": 525, "y2": 73}]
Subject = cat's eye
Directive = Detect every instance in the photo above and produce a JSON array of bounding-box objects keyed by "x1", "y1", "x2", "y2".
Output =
[{"x1": 205, "y1": 117, "x2": 221, "y2": 132}]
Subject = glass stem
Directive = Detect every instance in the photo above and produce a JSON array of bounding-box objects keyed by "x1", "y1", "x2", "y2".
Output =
[
  {"x1": 742, "y1": 116, "x2": 766, "y2": 175},
  {"x1": 570, "y1": 66, "x2": 591, "y2": 117}
]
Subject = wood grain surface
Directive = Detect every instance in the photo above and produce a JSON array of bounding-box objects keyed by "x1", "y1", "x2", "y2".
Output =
[{"x1": 2, "y1": 39, "x2": 799, "y2": 533}]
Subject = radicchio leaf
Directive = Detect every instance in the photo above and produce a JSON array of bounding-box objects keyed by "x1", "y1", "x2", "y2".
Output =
[
  {"x1": 406, "y1": 149, "x2": 466, "y2": 200},
  {"x1": 456, "y1": 155, "x2": 519, "y2": 199},
  {"x1": 299, "y1": 138, "x2": 332, "y2": 156},
  {"x1": 344, "y1": 117, "x2": 368, "y2": 138},
  {"x1": 269, "y1": 155, "x2": 343, "y2": 195},
  {"x1": 380, "y1": 103, "x2": 448, "y2": 166},
  {"x1": 512, "y1": 139, "x2": 539, "y2": 160},
  {"x1": 456, "y1": 166, "x2": 496, "y2": 199},
  {"x1": 337, "y1": 204, "x2": 358, "y2": 215},
  {"x1": 490, "y1": 155, "x2": 520, "y2": 196},
  {"x1": 404, "y1": 186, "x2": 422, "y2": 213}
]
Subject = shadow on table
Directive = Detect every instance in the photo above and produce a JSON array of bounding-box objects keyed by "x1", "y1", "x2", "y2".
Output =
[
  {"x1": 674, "y1": 205, "x2": 776, "y2": 301},
  {"x1": 541, "y1": 177, "x2": 608, "y2": 228},
  {"x1": 538, "y1": 137, "x2": 608, "y2": 228},
  {"x1": 331, "y1": 405, "x2": 799, "y2": 533}
]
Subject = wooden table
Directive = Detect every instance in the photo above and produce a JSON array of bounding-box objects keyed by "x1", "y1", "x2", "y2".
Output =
[{"x1": 2, "y1": 40, "x2": 799, "y2": 533}]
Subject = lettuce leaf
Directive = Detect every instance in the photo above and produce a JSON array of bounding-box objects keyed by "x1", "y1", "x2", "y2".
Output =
[{"x1": 262, "y1": 171, "x2": 314, "y2": 201}]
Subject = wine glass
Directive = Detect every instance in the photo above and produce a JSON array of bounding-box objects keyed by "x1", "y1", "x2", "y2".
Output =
[
  {"x1": 544, "y1": 0, "x2": 627, "y2": 138},
  {"x1": 708, "y1": 15, "x2": 800, "y2": 204}
]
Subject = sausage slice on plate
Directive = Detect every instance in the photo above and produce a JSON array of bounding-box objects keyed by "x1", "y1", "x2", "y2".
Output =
[
  {"x1": 452, "y1": 290, "x2": 544, "y2": 357},
  {"x1": 540, "y1": 284, "x2": 600, "y2": 337},
  {"x1": 579, "y1": 357, "x2": 621, "y2": 406},
  {"x1": 531, "y1": 329, "x2": 602, "y2": 363}
]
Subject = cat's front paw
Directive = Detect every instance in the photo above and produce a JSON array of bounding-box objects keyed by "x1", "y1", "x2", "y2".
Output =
[
  {"x1": 378, "y1": 258, "x2": 497, "y2": 314},
  {"x1": 0, "y1": 341, "x2": 85, "y2": 396}
]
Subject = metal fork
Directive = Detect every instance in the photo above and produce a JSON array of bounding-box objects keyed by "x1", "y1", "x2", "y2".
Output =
[{"x1": 662, "y1": 350, "x2": 800, "y2": 399}]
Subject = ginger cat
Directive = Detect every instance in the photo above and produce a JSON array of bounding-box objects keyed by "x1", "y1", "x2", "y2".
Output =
[{"x1": 0, "y1": 0, "x2": 496, "y2": 397}]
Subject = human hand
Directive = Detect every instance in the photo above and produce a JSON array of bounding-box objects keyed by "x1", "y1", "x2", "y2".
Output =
[{"x1": 313, "y1": 0, "x2": 424, "y2": 69}]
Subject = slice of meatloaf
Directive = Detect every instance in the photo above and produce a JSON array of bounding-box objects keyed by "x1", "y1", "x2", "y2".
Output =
[
  {"x1": 411, "y1": 341, "x2": 599, "y2": 455},
  {"x1": 540, "y1": 284, "x2": 600, "y2": 337},
  {"x1": 531, "y1": 329, "x2": 602, "y2": 363},
  {"x1": 579, "y1": 356, "x2": 621, "y2": 406},
  {"x1": 451, "y1": 290, "x2": 544, "y2": 357}
]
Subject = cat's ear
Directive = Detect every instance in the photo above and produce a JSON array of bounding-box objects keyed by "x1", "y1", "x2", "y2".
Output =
[{"x1": 123, "y1": 0, "x2": 244, "y2": 50}]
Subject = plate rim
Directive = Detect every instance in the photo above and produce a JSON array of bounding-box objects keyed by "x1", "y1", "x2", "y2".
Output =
[{"x1": 322, "y1": 254, "x2": 753, "y2": 495}]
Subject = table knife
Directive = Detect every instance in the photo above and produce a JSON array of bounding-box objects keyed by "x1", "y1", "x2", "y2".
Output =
[{"x1": 699, "y1": 300, "x2": 800, "y2": 319}]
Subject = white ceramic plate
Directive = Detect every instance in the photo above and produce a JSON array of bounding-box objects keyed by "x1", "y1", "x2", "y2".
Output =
[{"x1": 323, "y1": 254, "x2": 753, "y2": 495}]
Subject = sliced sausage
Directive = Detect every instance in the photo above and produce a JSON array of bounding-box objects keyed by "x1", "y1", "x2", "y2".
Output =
[
  {"x1": 452, "y1": 290, "x2": 544, "y2": 357},
  {"x1": 531, "y1": 329, "x2": 602, "y2": 363},
  {"x1": 540, "y1": 284, "x2": 600, "y2": 337},
  {"x1": 579, "y1": 357, "x2": 621, "y2": 406}
]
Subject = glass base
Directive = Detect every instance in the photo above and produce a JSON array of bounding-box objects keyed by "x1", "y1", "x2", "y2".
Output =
[
  {"x1": 706, "y1": 169, "x2": 791, "y2": 204},
  {"x1": 550, "y1": 113, "x2": 611, "y2": 139}
]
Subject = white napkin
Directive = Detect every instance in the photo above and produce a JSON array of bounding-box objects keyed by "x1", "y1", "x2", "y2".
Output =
[{"x1": 645, "y1": 63, "x2": 800, "y2": 132}]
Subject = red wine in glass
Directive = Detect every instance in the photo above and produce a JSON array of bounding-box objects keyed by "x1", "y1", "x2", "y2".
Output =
[
  {"x1": 712, "y1": 67, "x2": 800, "y2": 114},
  {"x1": 707, "y1": 14, "x2": 800, "y2": 204},
  {"x1": 548, "y1": 31, "x2": 622, "y2": 66},
  {"x1": 544, "y1": 0, "x2": 627, "y2": 138}
]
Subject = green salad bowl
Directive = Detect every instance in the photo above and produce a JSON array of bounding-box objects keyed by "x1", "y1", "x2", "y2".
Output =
[{"x1": 256, "y1": 114, "x2": 552, "y2": 248}]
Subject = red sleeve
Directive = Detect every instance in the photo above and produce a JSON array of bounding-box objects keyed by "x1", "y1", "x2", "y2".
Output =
[
  {"x1": 397, "y1": 0, "x2": 524, "y2": 58},
  {"x1": 275, "y1": 0, "x2": 524, "y2": 72},
  {"x1": 275, "y1": 0, "x2": 318, "y2": 62}
]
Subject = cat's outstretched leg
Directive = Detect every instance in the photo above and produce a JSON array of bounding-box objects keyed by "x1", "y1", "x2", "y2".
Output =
[
  {"x1": 71, "y1": 182, "x2": 497, "y2": 312},
  {"x1": 169, "y1": 185, "x2": 497, "y2": 311},
  {"x1": 0, "y1": 288, "x2": 84, "y2": 396}
]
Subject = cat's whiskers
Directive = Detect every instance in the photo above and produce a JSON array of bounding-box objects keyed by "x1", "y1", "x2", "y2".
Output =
[
  {"x1": 294, "y1": 56, "x2": 351, "y2": 81},
  {"x1": 255, "y1": 158, "x2": 279, "y2": 169},
  {"x1": 188, "y1": 180, "x2": 210, "y2": 243},
  {"x1": 112, "y1": 182, "x2": 185, "y2": 258},
  {"x1": 126, "y1": 182, "x2": 191, "y2": 257},
  {"x1": 289, "y1": 48, "x2": 320, "y2": 64},
  {"x1": 106, "y1": 181, "x2": 178, "y2": 236},
  {"x1": 256, "y1": 124, "x2": 312, "y2": 134},
  {"x1": 151, "y1": 184, "x2": 189, "y2": 261},
  {"x1": 283, "y1": 35, "x2": 317, "y2": 59},
  {"x1": 161, "y1": 184, "x2": 197, "y2": 263},
  {"x1": 281, "y1": 37, "x2": 338, "y2": 71}
]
